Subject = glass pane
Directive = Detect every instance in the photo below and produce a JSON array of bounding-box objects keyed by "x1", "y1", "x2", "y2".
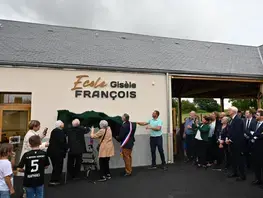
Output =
[
  {"x1": 2, "y1": 110, "x2": 29, "y2": 165},
  {"x1": 0, "y1": 93, "x2": 31, "y2": 104}
]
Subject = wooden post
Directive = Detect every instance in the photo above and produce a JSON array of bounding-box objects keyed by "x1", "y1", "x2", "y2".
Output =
[
  {"x1": 172, "y1": 108, "x2": 177, "y2": 130},
  {"x1": 258, "y1": 84, "x2": 263, "y2": 109},
  {"x1": 257, "y1": 99, "x2": 261, "y2": 109},
  {"x1": 172, "y1": 108, "x2": 177, "y2": 155},
  {"x1": 220, "y1": 98, "x2": 224, "y2": 112},
  {"x1": 178, "y1": 97, "x2": 182, "y2": 127}
]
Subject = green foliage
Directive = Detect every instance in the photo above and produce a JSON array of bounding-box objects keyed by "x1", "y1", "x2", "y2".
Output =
[
  {"x1": 172, "y1": 98, "x2": 197, "y2": 113},
  {"x1": 228, "y1": 99, "x2": 260, "y2": 111},
  {"x1": 172, "y1": 98, "x2": 178, "y2": 108},
  {"x1": 193, "y1": 98, "x2": 220, "y2": 112},
  {"x1": 182, "y1": 100, "x2": 197, "y2": 113}
]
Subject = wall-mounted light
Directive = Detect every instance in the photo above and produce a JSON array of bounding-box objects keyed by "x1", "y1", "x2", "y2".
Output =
[{"x1": 152, "y1": 81, "x2": 155, "y2": 86}]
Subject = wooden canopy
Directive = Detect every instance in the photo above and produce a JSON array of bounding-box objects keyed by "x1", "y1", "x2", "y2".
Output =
[{"x1": 171, "y1": 77, "x2": 261, "y2": 98}]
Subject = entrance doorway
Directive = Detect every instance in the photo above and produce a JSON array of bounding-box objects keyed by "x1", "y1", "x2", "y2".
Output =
[
  {"x1": 170, "y1": 75, "x2": 262, "y2": 159},
  {"x1": 0, "y1": 92, "x2": 31, "y2": 164}
]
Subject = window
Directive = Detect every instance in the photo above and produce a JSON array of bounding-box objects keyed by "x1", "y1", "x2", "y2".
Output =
[{"x1": 0, "y1": 93, "x2": 31, "y2": 104}]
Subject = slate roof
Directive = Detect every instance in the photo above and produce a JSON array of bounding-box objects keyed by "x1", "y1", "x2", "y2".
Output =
[
  {"x1": 0, "y1": 19, "x2": 263, "y2": 78},
  {"x1": 259, "y1": 45, "x2": 263, "y2": 64}
]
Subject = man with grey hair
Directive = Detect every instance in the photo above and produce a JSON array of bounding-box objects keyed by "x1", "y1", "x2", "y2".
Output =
[
  {"x1": 119, "y1": 113, "x2": 136, "y2": 176},
  {"x1": 66, "y1": 119, "x2": 89, "y2": 180},
  {"x1": 183, "y1": 111, "x2": 196, "y2": 162},
  {"x1": 226, "y1": 106, "x2": 246, "y2": 181}
]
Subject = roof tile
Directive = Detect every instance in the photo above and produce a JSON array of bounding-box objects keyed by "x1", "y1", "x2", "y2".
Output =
[{"x1": 0, "y1": 19, "x2": 263, "y2": 77}]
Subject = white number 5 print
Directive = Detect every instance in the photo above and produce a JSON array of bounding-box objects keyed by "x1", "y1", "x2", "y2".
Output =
[{"x1": 31, "y1": 159, "x2": 39, "y2": 172}]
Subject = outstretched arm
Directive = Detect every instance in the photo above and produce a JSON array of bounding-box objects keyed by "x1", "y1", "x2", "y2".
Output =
[{"x1": 137, "y1": 122, "x2": 149, "y2": 126}]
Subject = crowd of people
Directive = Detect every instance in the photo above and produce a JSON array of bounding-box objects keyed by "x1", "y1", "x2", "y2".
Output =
[
  {"x1": 182, "y1": 107, "x2": 263, "y2": 188},
  {"x1": 1, "y1": 106, "x2": 263, "y2": 197},
  {"x1": 0, "y1": 110, "x2": 166, "y2": 198}
]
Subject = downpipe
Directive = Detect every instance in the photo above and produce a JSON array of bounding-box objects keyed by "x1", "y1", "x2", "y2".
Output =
[{"x1": 166, "y1": 73, "x2": 173, "y2": 164}]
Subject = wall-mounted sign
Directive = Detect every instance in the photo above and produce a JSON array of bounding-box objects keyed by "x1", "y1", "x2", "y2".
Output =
[{"x1": 71, "y1": 75, "x2": 136, "y2": 100}]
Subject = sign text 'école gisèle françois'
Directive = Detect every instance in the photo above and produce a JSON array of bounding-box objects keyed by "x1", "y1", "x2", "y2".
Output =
[{"x1": 71, "y1": 75, "x2": 136, "y2": 100}]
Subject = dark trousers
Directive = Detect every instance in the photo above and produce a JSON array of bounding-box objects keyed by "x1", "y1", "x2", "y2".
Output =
[
  {"x1": 150, "y1": 136, "x2": 166, "y2": 166},
  {"x1": 50, "y1": 155, "x2": 64, "y2": 182},
  {"x1": 192, "y1": 139, "x2": 198, "y2": 161},
  {"x1": 223, "y1": 145, "x2": 231, "y2": 169},
  {"x1": 67, "y1": 153, "x2": 82, "y2": 178},
  {"x1": 244, "y1": 141, "x2": 252, "y2": 169},
  {"x1": 254, "y1": 162, "x2": 263, "y2": 181},
  {"x1": 196, "y1": 140, "x2": 207, "y2": 165},
  {"x1": 185, "y1": 134, "x2": 194, "y2": 160},
  {"x1": 99, "y1": 157, "x2": 110, "y2": 177},
  {"x1": 252, "y1": 149, "x2": 263, "y2": 181},
  {"x1": 230, "y1": 146, "x2": 246, "y2": 178},
  {"x1": 207, "y1": 136, "x2": 217, "y2": 163},
  {"x1": 217, "y1": 148, "x2": 225, "y2": 165}
]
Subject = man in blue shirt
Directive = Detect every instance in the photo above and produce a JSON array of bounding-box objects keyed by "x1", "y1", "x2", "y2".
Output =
[
  {"x1": 137, "y1": 110, "x2": 167, "y2": 170},
  {"x1": 183, "y1": 111, "x2": 196, "y2": 162}
]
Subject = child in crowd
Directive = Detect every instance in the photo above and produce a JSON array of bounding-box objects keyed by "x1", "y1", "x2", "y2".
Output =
[
  {"x1": 0, "y1": 143, "x2": 15, "y2": 198},
  {"x1": 17, "y1": 135, "x2": 50, "y2": 198}
]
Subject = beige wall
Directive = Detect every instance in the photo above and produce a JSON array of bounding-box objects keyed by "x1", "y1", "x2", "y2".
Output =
[{"x1": 0, "y1": 67, "x2": 168, "y2": 136}]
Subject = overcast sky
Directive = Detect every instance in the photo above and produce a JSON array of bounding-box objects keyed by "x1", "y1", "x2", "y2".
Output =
[
  {"x1": 0, "y1": 0, "x2": 263, "y2": 46},
  {"x1": 0, "y1": 0, "x2": 261, "y2": 108}
]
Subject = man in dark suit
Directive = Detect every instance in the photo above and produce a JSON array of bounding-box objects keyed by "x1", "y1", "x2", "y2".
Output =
[
  {"x1": 226, "y1": 106, "x2": 246, "y2": 181},
  {"x1": 119, "y1": 113, "x2": 136, "y2": 176},
  {"x1": 66, "y1": 119, "x2": 89, "y2": 179},
  {"x1": 244, "y1": 109, "x2": 257, "y2": 136},
  {"x1": 243, "y1": 109, "x2": 257, "y2": 169},
  {"x1": 251, "y1": 110, "x2": 263, "y2": 186}
]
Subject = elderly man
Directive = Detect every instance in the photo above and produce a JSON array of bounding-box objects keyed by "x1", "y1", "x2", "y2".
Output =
[
  {"x1": 47, "y1": 120, "x2": 68, "y2": 186},
  {"x1": 226, "y1": 106, "x2": 246, "y2": 181},
  {"x1": 183, "y1": 111, "x2": 196, "y2": 162},
  {"x1": 66, "y1": 119, "x2": 89, "y2": 180},
  {"x1": 119, "y1": 113, "x2": 136, "y2": 176}
]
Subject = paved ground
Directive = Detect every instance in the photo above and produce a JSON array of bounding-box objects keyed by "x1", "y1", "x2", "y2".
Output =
[{"x1": 15, "y1": 162, "x2": 262, "y2": 198}]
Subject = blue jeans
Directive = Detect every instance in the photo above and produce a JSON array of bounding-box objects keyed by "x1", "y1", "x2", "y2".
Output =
[
  {"x1": 25, "y1": 185, "x2": 44, "y2": 198},
  {"x1": 0, "y1": 191, "x2": 10, "y2": 198}
]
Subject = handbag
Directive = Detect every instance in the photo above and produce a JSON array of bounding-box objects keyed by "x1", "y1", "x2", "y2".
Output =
[{"x1": 96, "y1": 128, "x2": 107, "y2": 152}]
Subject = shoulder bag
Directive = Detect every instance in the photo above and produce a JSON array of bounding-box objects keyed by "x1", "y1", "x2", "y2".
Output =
[{"x1": 96, "y1": 128, "x2": 107, "y2": 152}]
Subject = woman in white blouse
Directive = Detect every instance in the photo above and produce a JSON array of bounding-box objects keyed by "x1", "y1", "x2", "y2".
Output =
[
  {"x1": 20, "y1": 120, "x2": 49, "y2": 159},
  {"x1": 193, "y1": 116, "x2": 211, "y2": 168}
]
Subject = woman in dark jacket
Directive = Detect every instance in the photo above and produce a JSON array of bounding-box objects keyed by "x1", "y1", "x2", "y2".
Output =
[
  {"x1": 218, "y1": 117, "x2": 231, "y2": 170},
  {"x1": 47, "y1": 120, "x2": 68, "y2": 186},
  {"x1": 192, "y1": 116, "x2": 211, "y2": 168}
]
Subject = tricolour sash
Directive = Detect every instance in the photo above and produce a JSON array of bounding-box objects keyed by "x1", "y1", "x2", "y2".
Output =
[{"x1": 120, "y1": 122, "x2": 133, "y2": 156}]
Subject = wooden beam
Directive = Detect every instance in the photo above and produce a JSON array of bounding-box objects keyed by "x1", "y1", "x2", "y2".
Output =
[
  {"x1": 190, "y1": 86, "x2": 257, "y2": 98},
  {"x1": 183, "y1": 87, "x2": 223, "y2": 97},
  {"x1": 220, "y1": 98, "x2": 224, "y2": 112},
  {"x1": 171, "y1": 75, "x2": 263, "y2": 83}
]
